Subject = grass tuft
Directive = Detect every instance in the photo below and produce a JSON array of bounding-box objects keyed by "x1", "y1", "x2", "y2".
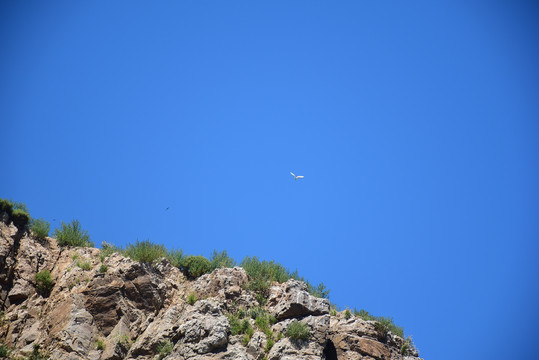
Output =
[
  {"x1": 96, "y1": 338, "x2": 105, "y2": 350},
  {"x1": 35, "y1": 270, "x2": 53, "y2": 297},
  {"x1": 354, "y1": 308, "x2": 404, "y2": 338},
  {"x1": 286, "y1": 320, "x2": 310, "y2": 341},
  {"x1": 122, "y1": 239, "x2": 167, "y2": 264},
  {"x1": 186, "y1": 292, "x2": 197, "y2": 305},
  {"x1": 0, "y1": 341, "x2": 10, "y2": 358},
  {"x1": 157, "y1": 340, "x2": 173, "y2": 359},
  {"x1": 76, "y1": 261, "x2": 92, "y2": 271}
]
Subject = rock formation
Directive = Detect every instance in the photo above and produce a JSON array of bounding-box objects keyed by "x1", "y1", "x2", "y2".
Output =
[{"x1": 0, "y1": 212, "x2": 422, "y2": 360}]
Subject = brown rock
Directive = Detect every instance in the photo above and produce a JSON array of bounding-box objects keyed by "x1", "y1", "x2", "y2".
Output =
[{"x1": 84, "y1": 276, "x2": 124, "y2": 335}]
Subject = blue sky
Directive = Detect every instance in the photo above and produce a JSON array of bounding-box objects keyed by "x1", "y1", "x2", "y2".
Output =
[{"x1": 1, "y1": 1, "x2": 538, "y2": 359}]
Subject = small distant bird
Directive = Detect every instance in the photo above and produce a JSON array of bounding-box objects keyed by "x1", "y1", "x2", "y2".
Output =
[
  {"x1": 290, "y1": 172, "x2": 304, "y2": 180},
  {"x1": 165, "y1": 207, "x2": 169, "y2": 211}
]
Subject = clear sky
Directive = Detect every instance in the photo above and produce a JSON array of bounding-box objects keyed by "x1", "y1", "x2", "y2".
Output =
[{"x1": 1, "y1": 1, "x2": 538, "y2": 359}]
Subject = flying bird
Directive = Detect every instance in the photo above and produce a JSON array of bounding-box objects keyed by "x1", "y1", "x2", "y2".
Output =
[
  {"x1": 165, "y1": 207, "x2": 169, "y2": 211},
  {"x1": 290, "y1": 172, "x2": 304, "y2": 180}
]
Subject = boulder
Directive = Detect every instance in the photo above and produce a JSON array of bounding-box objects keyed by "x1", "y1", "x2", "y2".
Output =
[
  {"x1": 175, "y1": 300, "x2": 230, "y2": 357},
  {"x1": 266, "y1": 280, "x2": 330, "y2": 320}
]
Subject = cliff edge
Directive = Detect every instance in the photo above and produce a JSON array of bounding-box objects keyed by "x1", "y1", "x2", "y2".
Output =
[{"x1": 0, "y1": 212, "x2": 422, "y2": 360}]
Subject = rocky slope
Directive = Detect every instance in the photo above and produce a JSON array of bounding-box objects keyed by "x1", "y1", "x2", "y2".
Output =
[{"x1": 0, "y1": 213, "x2": 422, "y2": 360}]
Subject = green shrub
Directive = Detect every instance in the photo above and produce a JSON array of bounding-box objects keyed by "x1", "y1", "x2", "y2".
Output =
[
  {"x1": 118, "y1": 334, "x2": 131, "y2": 349},
  {"x1": 0, "y1": 199, "x2": 13, "y2": 215},
  {"x1": 255, "y1": 315, "x2": 270, "y2": 332},
  {"x1": 28, "y1": 343, "x2": 49, "y2": 360},
  {"x1": 11, "y1": 208, "x2": 30, "y2": 228},
  {"x1": 166, "y1": 249, "x2": 184, "y2": 268},
  {"x1": 286, "y1": 320, "x2": 310, "y2": 341},
  {"x1": 55, "y1": 220, "x2": 93, "y2": 247},
  {"x1": 157, "y1": 340, "x2": 173, "y2": 359},
  {"x1": 241, "y1": 256, "x2": 323, "y2": 304},
  {"x1": 356, "y1": 308, "x2": 372, "y2": 320},
  {"x1": 76, "y1": 261, "x2": 92, "y2": 271},
  {"x1": 241, "y1": 334, "x2": 250, "y2": 346},
  {"x1": 402, "y1": 336, "x2": 414, "y2": 354},
  {"x1": 401, "y1": 343, "x2": 409, "y2": 355},
  {"x1": 99, "y1": 264, "x2": 108, "y2": 273},
  {"x1": 374, "y1": 321, "x2": 389, "y2": 341},
  {"x1": 354, "y1": 309, "x2": 404, "y2": 338},
  {"x1": 31, "y1": 218, "x2": 50, "y2": 239},
  {"x1": 12, "y1": 201, "x2": 29, "y2": 213},
  {"x1": 237, "y1": 308, "x2": 247, "y2": 319},
  {"x1": 122, "y1": 239, "x2": 167, "y2": 264},
  {"x1": 0, "y1": 199, "x2": 28, "y2": 228},
  {"x1": 288, "y1": 270, "x2": 330, "y2": 299},
  {"x1": 229, "y1": 316, "x2": 253, "y2": 336},
  {"x1": 96, "y1": 338, "x2": 105, "y2": 350},
  {"x1": 35, "y1": 270, "x2": 53, "y2": 296},
  {"x1": 377, "y1": 316, "x2": 404, "y2": 338},
  {"x1": 245, "y1": 278, "x2": 271, "y2": 302},
  {"x1": 230, "y1": 306, "x2": 276, "y2": 344},
  {"x1": 100, "y1": 241, "x2": 117, "y2": 262},
  {"x1": 306, "y1": 282, "x2": 330, "y2": 299},
  {"x1": 209, "y1": 249, "x2": 236, "y2": 270},
  {"x1": 265, "y1": 337, "x2": 274, "y2": 353},
  {"x1": 242, "y1": 324, "x2": 255, "y2": 346},
  {"x1": 0, "y1": 342, "x2": 10, "y2": 358},
  {"x1": 249, "y1": 306, "x2": 266, "y2": 320},
  {"x1": 228, "y1": 315, "x2": 241, "y2": 335},
  {"x1": 182, "y1": 255, "x2": 211, "y2": 278},
  {"x1": 241, "y1": 256, "x2": 290, "y2": 284},
  {"x1": 344, "y1": 309, "x2": 351, "y2": 320},
  {"x1": 186, "y1": 292, "x2": 197, "y2": 305}
]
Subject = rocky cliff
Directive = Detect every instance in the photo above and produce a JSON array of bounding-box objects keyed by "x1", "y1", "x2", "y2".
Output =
[{"x1": 0, "y1": 213, "x2": 422, "y2": 360}]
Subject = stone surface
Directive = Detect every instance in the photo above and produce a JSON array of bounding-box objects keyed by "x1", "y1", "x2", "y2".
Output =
[
  {"x1": 329, "y1": 315, "x2": 420, "y2": 360},
  {"x1": 0, "y1": 211, "x2": 423, "y2": 360},
  {"x1": 266, "y1": 280, "x2": 330, "y2": 320}
]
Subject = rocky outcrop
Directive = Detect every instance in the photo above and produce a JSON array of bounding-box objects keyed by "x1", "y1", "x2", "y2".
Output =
[
  {"x1": 0, "y1": 212, "x2": 422, "y2": 360},
  {"x1": 329, "y1": 314, "x2": 420, "y2": 360},
  {"x1": 266, "y1": 280, "x2": 330, "y2": 320}
]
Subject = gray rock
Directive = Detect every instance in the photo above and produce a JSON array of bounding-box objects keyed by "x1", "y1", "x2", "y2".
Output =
[
  {"x1": 266, "y1": 280, "x2": 330, "y2": 320},
  {"x1": 56, "y1": 305, "x2": 97, "y2": 354},
  {"x1": 176, "y1": 300, "x2": 230, "y2": 357},
  {"x1": 246, "y1": 331, "x2": 266, "y2": 360}
]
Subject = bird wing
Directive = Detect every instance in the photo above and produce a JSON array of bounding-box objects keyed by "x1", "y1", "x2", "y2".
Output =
[
  {"x1": 297, "y1": 176, "x2": 304, "y2": 179},
  {"x1": 290, "y1": 172, "x2": 296, "y2": 177}
]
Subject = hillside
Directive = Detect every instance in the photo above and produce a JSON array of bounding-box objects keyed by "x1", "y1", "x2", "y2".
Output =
[{"x1": 0, "y1": 207, "x2": 422, "y2": 360}]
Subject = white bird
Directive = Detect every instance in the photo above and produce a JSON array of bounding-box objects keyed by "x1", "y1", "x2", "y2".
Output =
[{"x1": 290, "y1": 172, "x2": 304, "y2": 180}]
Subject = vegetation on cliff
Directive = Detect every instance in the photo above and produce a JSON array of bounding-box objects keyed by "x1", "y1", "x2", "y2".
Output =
[
  {"x1": 0, "y1": 197, "x2": 407, "y2": 341},
  {"x1": 0, "y1": 199, "x2": 30, "y2": 229}
]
